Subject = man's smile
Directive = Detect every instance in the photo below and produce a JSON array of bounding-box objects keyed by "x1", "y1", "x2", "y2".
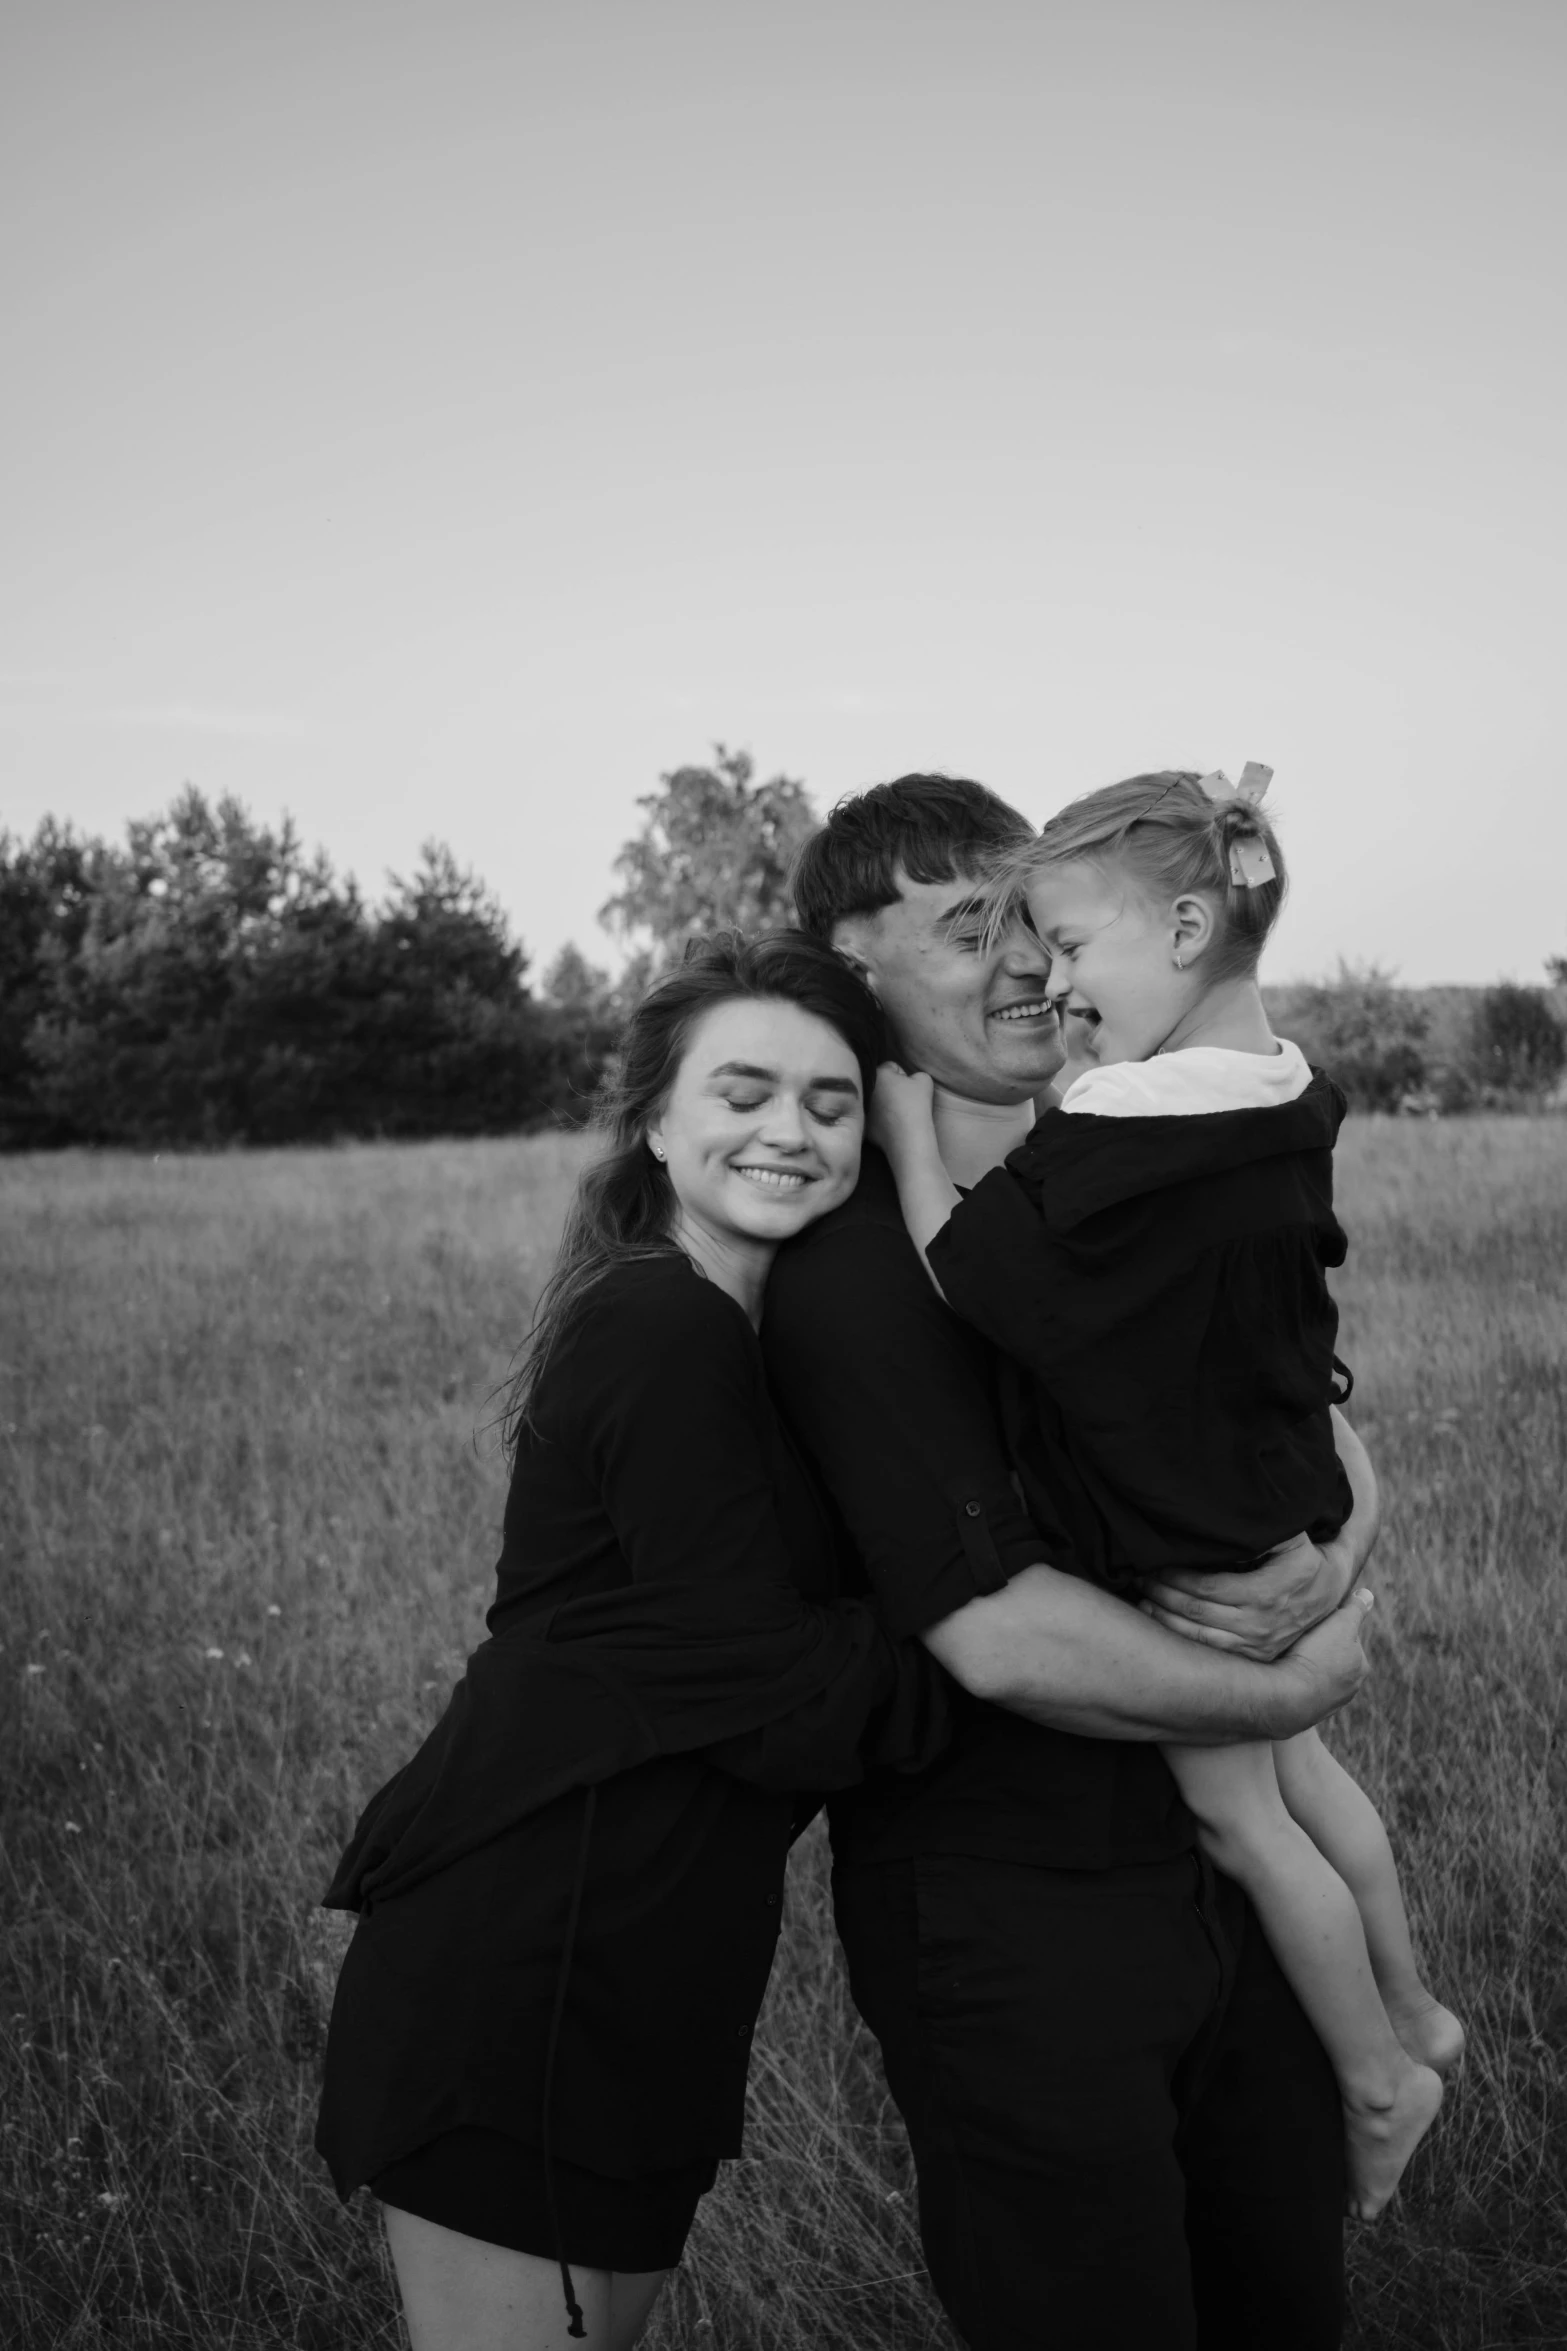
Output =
[{"x1": 988, "y1": 998, "x2": 1053, "y2": 1025}]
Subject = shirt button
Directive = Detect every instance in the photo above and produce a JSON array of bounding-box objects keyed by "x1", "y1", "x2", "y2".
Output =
[
  {"x1": 734, "y1": 2026, "x2": 749, "y2": 2041},
  {"x1": 965, "y1": 1501, "x2": 982, "y2": 1517},
  {"x1": 763, "y1": 1892, "x2": 779, "y2": 1908}
]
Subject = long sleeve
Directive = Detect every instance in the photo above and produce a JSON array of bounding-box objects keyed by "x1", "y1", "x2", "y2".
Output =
[
  {"x1": 762, "y1": 1155, "x2": 1055, "y2": 1640},
  {"x1": 558, "y1": 1264, "x2": 950, "y2": 1788},
  {"x1": 925, "y1": 1089, "x2": 1353, "y2": 1582},
  {"x1": 926, "y1": 1158, "x2": 1172, "y2": 1386},
  {"x1": 326, "y1": 1259, "x2": 951, "y2": 1910}
]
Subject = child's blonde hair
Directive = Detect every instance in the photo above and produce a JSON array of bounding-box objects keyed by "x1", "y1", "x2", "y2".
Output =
[{"x1": 985, "y1": 769, "x2": 1287, "y2": 984}]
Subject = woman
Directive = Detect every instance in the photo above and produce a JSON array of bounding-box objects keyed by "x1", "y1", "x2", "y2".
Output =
[{"x1": 316, "y1": 932, "x2": 950, "y2": 2351}]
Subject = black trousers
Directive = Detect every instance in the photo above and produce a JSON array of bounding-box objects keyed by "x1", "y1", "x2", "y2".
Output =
[{"x1": 833, "y1": 1849, "x2": 1345, "y2": 2351}]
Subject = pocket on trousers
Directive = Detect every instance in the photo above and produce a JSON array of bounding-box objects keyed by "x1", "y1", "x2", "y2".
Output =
[{"x1": 909, "y1": 1852, "x2": 1210, "y2": 2176}]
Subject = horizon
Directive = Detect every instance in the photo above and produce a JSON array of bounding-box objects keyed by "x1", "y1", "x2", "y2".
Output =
[{"x1": 3, "y1": 768, "x2": 1558, "y2": 1000}]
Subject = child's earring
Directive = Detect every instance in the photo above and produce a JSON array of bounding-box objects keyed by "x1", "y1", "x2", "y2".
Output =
[
  {"x1": 1172, "y1": 948, "x2": 1185, "y2": 971},
  {"x1": 649, "y1": 1140, "x2": 666, "y2": 1161}
]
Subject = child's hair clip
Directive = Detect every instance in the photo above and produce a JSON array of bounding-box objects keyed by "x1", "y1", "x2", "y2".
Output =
[
  {"x1": 1196, "y1": 763, "x2": 1277, "y2": 885},
  {"x1": 1228, "y1": 835, "x2": 1277, "y2": 887},
  {"x1": 1196, "y1": 761, "x2": 1273, "y2": 805}
]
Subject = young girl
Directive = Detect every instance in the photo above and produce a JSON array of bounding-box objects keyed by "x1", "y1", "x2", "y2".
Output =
[{"x1": 869, "y1": 766, "x2": 1463, "y2": 2223}]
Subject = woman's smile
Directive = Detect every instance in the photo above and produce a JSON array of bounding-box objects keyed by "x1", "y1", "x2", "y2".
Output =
[{"x1": 731, "y1": 1162, "x2": 814, "y2": 1192}]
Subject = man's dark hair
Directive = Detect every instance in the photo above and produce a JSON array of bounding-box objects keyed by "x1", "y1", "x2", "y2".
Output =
[{"x1": 791, "y1": 773, "x2": 1035, "y2": 939}]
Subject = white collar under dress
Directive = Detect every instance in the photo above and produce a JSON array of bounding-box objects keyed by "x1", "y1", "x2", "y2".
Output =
[{"x1": 1058, "y1": 1037, "x2": 1314, "y2": 1120}]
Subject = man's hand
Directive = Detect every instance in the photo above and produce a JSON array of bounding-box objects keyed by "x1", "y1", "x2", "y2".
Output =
[
  {"x1": 1140, "y1": 1532, "x2": 1355, "y2": 1662},
  {"x1": 866, "y1": 1061, "x2": 937, "y2": 1165},
  {"x1": 1266, "y1": 1583, "x2": 1375, "y2": 1735}
]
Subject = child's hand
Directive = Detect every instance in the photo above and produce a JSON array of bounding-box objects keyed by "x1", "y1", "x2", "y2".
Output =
[{"x1": 867, "y1": 1062, "x2": 938, "y2": 1163}]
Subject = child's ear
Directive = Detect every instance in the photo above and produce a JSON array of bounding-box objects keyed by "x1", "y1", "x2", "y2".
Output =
[{"x1": 1171, "y1": 893, "x2": 1216, "y2": 963}]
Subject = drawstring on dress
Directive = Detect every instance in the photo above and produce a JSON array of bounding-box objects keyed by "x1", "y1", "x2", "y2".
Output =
[{"x1": 542, "y1": 1783, "x2": 598, "y2": 2340}]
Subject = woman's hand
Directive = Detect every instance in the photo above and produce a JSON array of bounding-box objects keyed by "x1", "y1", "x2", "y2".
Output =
[{"x1": 867, "y1": 1061, "x2": 938, "y2": 1166}]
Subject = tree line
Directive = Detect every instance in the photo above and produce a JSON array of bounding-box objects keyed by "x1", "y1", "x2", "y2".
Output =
[
  {"x1": 0, "y1": 750, "x2": 811, "y2": 1148},
  {"x1": 1270, "y1": 964, "x2": 1567, "y2": 1115},
  {"x1": 2, "y1": 749, "x2": 1562, "y2": 1147}
]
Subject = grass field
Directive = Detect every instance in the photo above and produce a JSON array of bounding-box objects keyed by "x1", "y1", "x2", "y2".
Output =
[{"x1": 3, "y1": 1118, "x2": 1564, "y2": 2349}]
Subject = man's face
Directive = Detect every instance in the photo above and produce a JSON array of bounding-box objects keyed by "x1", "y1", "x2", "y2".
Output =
[{"x1": 833, "y1": 869, "x2": 1064, "y2": 1104}]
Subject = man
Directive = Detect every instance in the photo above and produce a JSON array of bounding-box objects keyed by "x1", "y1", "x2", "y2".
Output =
[{"x1": 762, "y1": 774, "x2": 1376, "y2": 2350}]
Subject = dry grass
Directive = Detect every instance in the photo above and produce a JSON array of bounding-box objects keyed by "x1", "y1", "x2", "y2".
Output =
[{"x1": 1, "y1": 1119, "x2": 1563, "y2": 2348}]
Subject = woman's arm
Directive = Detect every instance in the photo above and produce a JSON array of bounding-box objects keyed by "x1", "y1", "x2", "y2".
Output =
[{"x1": 573, "y1": 1265, "x2": 950, "y2": 1788}]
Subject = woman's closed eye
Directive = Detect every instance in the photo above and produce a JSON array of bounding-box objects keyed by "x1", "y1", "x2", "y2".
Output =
[{"x1": 720, "y1": 1088, "x2": 855, "y2": 1124}]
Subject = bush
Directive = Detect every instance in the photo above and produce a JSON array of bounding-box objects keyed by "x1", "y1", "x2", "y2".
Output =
[
  {"x1": 1280, "y1": 963, "x2": 1430, "y2": 1112},
  {"x1": 1461, "y1": 984, "x2": 1567, "y2": 1105}
]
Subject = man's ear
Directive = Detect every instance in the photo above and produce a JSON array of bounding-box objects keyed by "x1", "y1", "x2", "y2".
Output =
[
  {"x1": 1171, "y1": 893, "x2": 1217, "y2": 963},
  {"x1": 830, "y1": 923, "x2": 880, "y2": 1000}
]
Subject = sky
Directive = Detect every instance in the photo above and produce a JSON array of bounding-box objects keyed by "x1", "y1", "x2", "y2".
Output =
[{"x1": 2, "y1": 0, "x2": 1563, "y2": 986}]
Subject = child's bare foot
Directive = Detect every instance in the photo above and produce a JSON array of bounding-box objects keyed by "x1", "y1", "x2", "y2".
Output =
[
  {"x1": 1345, "y1": 2061, "x2": 1444, "y2": 2221},
  {"x1": 1387, "y1": 1992, "x2": 1466, "y2": 2077}
]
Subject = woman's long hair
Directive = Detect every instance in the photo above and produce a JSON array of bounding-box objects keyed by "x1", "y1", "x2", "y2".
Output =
[{"x1": 502, "y1": 929, "x2": 885, "y2": 1452}]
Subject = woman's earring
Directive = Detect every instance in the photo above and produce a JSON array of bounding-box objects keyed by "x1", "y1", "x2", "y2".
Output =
[
  {"x1": 1173, "y1": 948, "x2": 1184, "y2": 971},
  {"x1": 649, "y1": 1141, "x2": 665, "y2": 1161}
]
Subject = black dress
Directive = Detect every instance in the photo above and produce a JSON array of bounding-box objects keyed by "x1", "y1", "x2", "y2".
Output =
[
  {"x1": 315, "y1": 1253, "x2": 947, "y2": 2283},
  {"x1": 926, "y1": 1070, "x2": 1355, "y2": 1589}
]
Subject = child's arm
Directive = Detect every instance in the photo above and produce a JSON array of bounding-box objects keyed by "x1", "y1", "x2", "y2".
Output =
[{"x1": 866, "y1": 1064, "x2": 960, "y2": 1294}]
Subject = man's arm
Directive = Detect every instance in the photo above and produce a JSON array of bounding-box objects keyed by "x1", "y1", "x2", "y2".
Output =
[
  {"x1": 763, "y1": 1193, "x2": 1372, "y2": 1750},
  {"x1": 1136, "y1": 1407, "x2": 1378, "y2": 1660},
  {"x1": 923, "y1": 1563, "x2": 1373, "y2": 1745}
]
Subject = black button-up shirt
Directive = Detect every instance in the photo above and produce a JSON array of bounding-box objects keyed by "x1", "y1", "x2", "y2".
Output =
[{"x1": 764, "y1": 1148, "x2": 1193, "y2": 1872}]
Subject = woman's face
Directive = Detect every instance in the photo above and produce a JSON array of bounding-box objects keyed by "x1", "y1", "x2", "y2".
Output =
[{"x1": 646, "y1": 996, "x2": 865, "y2": 1255}]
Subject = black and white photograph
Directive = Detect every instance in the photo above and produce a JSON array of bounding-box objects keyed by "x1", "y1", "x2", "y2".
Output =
[{"x1": 2, "y1": 6, "x2": 1563, "y2": 2348}]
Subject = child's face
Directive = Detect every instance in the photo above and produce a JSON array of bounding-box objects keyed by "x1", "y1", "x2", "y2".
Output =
[{"x1": 1025, "y1": 860, "x2": 1187, "y2": 1067}]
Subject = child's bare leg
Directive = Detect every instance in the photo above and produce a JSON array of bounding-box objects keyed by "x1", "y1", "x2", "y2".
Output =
[
  {"x1": 1165, "y1": 1740, "x2": 1442, "y2": 2221},
  {"x1": 1272, "y1": 1729, "x2": 1464, "y2": 2076}
]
